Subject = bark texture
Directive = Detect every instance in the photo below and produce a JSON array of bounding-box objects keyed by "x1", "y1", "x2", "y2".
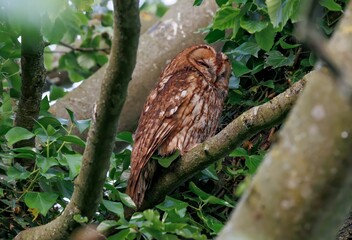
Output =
[
  {"x1": 14, "y1": 10, "x2": 46, "y2": 149},
  {"x1": 217, "y1": 3, "x2": 352, "y2": 239},
  {"x1": 14, "y1": 1, "x2": 140, "y2": 239}
]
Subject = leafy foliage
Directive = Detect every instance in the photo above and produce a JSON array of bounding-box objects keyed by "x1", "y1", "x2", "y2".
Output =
[{"x1": 0, "y1": 0, "x2": 346, "y2": 239}]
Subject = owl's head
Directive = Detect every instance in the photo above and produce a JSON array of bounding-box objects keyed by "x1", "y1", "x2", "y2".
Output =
[{"x1": 187, "y1": 45, "x2": 231, "y2": 86}]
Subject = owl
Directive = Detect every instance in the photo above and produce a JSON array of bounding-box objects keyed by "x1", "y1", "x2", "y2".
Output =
[{"x1": 126, "y1": 44, "x2": 231, "y2": 208}]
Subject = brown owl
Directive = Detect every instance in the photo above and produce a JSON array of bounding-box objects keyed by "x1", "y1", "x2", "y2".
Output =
[{"x1": 126, "y1": 44, "x2": 231, "y2": 208}]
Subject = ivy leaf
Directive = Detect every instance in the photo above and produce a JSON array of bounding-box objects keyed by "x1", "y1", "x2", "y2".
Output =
[
  {"x1": 37, "y1": 156, "x2": 59, "y2": 173},
  {"x1": 265, "y1": 50, "x2": 295, "y2": 68},
  {"x1": 229, "y1": 147, "x2": 248, "y2": 157},
  {"x1": 116, "y1": 131, "x2": 133, "y2": 144},
  {"x1": 189, "y1": 182, "x2": 234, "y2": 207},
  {"x1": 230, "y1": 42, "x2": 261, "y2": 57},
  {"x1": 245, "y1": 155, "x2": 263, "y2": 174},
  {"x1": 193, "y1": 0, "x2": 203, "y2": 6},
  {"x1": 73, "y1": 214, "x2": 88, "y2": 223},
  {"x1": 213, "y1": 7, "x2": 241, "y2": 30},
  {"x1": 152, "y1": 151, "x2": 180, "y2": 168},
  {"x1": 240, "y1": 11, "x2": 269, "y2": 34},
  {"x1": 320, "y1": 0, "x2": 342, "y2": 11},
  {"x1": 232, "y1": 60, "x2": 251, "y2": 77},
  {"x1": 5, "y1": 127, "x2": 35, "y2": 146},
  {"x1": 97, "y1": 220, "x2": 119, "y2": 233},
  {"x1": 65, "y1": 154, "x2": 82, "y2": 179},
  {"x1": 66, "y1": 108, "x2": 91, "y2": 133},
  {"x1": 204, "y1": 29, "x2": 225, "y2": 44},
  {"x1": 57, "y1": 135, "x2": 86, "y2": 147},
  {"x1": 266, "y1": 0, "x2": 300, "y2": 30},
  {"x1": 255, "y1": 24, "x2": 276, "y2": 51},
  {"x1": 24, "y1": 192, "x2": 58, "y2": 216},
  {"x1": 117, "y1": 191, "x2": 136, "y2": 210},
  {"x1": 49, "y1": 85, "x2": 66, "y2": 101},
  {"x1": 102, "y1": 200, "x2": 124, "y2": 219},
  {"x1": 7, "y1": 166, "x2": 31, "y2": 181},
  {"x1": 259, "y1": 80, "x2": 275, "y2": 89}
]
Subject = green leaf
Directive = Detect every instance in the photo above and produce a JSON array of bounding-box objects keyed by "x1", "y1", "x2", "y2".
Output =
[
  {"x1": 157, "y1": 196, "x2": 189, "y2": 217},
  {"x1": 49, "y1": 85, "x2": 66, "y2": 101},
  {"x1": 204, "y1": 29, "x2": 225, "y2": 44},
  {"x1": 189, "y1": 182, "x2": 234, "y2": 207},
  {"x1": 24, "y1": 192, "x2": 58, "y2": 216},
  {"x1": 37, "y1": 156, "x2": 59, "y2": 173},
  {"x1": 40, "y1": 96, "x2": 50, "y2": 112},
  {"x1": 152, "y1": 151, "x2": 180, "y2": 168},
  {"x1": 77, "y1": 54, "x2": 96, "y2": 69},
  {"x1": 42, "y1": 16, "x2": 66, "y2": 44},
  {"x1": 117, "y1": 191, "x2": 136, "y2": 210},
  {"x1": 278, "y1": 38, "x2": 301, "y2": 49},
  {"x1": 7, "y1": 166, "x2": 31, "y2": 180},
  {"x1": 265, "y1": 50, "x2": 295, "y2": 68},
  {"x1": 102, "y1": 200, "x2": 124, "y2": 218},
  {"x1": 230, "y1": 42, "x2": 261, "y2": 57},
  {"x1": 5, "y1": 127, "x2": 35, "y2": 146},
  {"x1": 201, "y1": 164, "x2": 219, "y2": 181},
  {"x1": 116, "y1": 131, "x2": 133, "y2": 144},
  {"x1": 232, "y1": 60, "x2": 251, "y2": 77},
  {"x1": 73, "y1": 214, "x2": 89, "y2": 223},
  {"x1": 202, "y1": 215, "x2": 224, "y2": 234},
  {"x1": 240, "y1": 12, "x2": 269, "y2": 34},
  {"x1": 108, "y1": 229, "x2": 131, "y2": 240},
  {"x1": 75, "y1": 119, "x2": 91, "y2": 133},
  {"x1": 260, "y1": 80, "x2": 275, "y2": 89},
  {"x1": 57, "y1": 135, "x2": 86, "y2": 147},
  {"x1": 320, "y1": 0, "x2": 342, "y2": 11},
  {"x1": 65, "y1": 154, "x2": 82, "y2": 179},
  {"x1": 255, "y1": 24, "x2": 276, "y2": 51},
  {"x1": 213, "y1": 7, "x2": 241, "y2": 30},
  {"x1": 229, "y1": 147, "x2": 248, "y2": 157},
  {"x1": 245, "y1": 154, "x2": 263, "y2": 174},
  {"x1": 97, "y1": 220, "x2": 119, "y2": 233},
  {"x1": 266, "y1": 0, "x2": 300, "y2": 30},
  {"x1": 193, "y1": 0, "x2": 204, "y2": 6}
]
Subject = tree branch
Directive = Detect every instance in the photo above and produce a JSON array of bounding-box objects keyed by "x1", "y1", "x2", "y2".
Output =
[
  {"x1": 58, "y1": 41, "x2": 110, "y2": 54},
  {"x1": 14, "y1": 1, "x2": 140, "y2": 239},
  {"x1": 140, "y1": 74, "x2": 308, "y2": 210}
]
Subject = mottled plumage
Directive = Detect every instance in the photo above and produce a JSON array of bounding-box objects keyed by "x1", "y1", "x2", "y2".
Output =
[{"x1": 126, "y1": 44, "x2": 231, "y2": 207}]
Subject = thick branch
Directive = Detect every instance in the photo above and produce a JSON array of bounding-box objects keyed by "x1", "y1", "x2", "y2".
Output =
[
  {"x1": 14, "y1": 1, "x2": 140, "y2": 239},
  {"x1": 141, "y1": 75, "x2": 308, "y2": 210}
]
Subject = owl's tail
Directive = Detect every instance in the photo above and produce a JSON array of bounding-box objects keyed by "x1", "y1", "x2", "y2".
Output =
[{"x1": 126, "y1": 159, "x2": 157, "y2": 208}]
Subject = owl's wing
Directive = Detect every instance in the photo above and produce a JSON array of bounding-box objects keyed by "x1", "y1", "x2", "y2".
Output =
[
  {"x1": 132, "y1": 69, "x2": 195, "y2": 169},
  {"x1": 127, "y1": 70, "x2": 196, "y2": 206}
]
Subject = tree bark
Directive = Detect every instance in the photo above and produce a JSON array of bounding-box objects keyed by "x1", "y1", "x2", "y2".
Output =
[
  {"x1": 217, "y1": 3, "x2": 352, "y2": 239},
  {"x1": 14, "y1": 8, "x2": 46, "y2": 151},
  {"x1": 14, "y1": 1, "x2": 140, "y2": 239}
]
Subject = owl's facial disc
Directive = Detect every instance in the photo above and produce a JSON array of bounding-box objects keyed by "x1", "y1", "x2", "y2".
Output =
[{"x1": 188, "y1": 47, "x2": 218, "y2": 81}]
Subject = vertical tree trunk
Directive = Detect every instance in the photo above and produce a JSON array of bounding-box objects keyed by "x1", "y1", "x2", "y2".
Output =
[
  {"x1": 14, "y1": 8, "x2": 46, "y2": 166},
  {"x1": 14, "y1": 1, "x2": 140, "y2": 239}
]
